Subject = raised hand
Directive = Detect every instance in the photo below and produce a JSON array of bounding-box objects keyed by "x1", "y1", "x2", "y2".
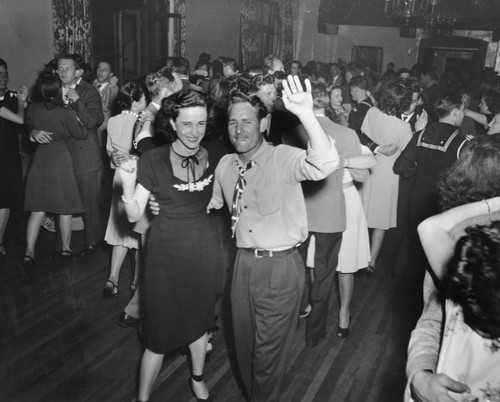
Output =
[{"x1": 282, "y1": 75, "x2": 313, "y2": 118}]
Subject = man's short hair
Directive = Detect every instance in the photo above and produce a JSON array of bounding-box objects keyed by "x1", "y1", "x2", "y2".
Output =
[
  {"x1": 228, "y1": 92, "x2": 268, "y2": 121},
  {"x1": 291, "y1": 60, "x2": 302, "y2": 69},
  {"x1": 349, "y1": 76, "x2": 368, "y2": 91},
  {"x1": 434, "y1": 93, "x2": 463, "y2": 119},
  {"x1": 172, "y1": 57, "x2": 190, "y2": 75}
]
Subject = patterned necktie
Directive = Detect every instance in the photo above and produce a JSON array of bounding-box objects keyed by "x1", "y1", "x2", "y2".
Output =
[{"x1": 231, "y1": 160, "x2": 255, "y2": 237}]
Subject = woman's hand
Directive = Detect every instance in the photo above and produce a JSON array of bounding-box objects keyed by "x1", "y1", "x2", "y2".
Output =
[
  {"x1": 117, "y1": 157, "x2": 138, "y2": 188},
  {"x1": 138, "y1": 110, "x2": 153, "y2": 126},
  {"x1": 111, "y1": 148, "x2": 131, "y2": 167},
  {"x1": 17, "y1": 86, "x2": 28, "y2": 103},
  {"x1": 415, "y1": 109, "x2": 428, "y2": 132}
]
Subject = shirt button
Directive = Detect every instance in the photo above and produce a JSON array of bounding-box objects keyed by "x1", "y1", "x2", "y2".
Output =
[
  {"x1": 244, "y1": 205, "x2": 247, "y2": 209},
  {"x1": 249, "y1": 229, "x2": 252, "y2": 233}
]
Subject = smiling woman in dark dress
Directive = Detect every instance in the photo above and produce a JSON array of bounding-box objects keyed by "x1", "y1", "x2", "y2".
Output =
[{"x1": 118, "y1": 90, "x2": 226, "y2": 402}]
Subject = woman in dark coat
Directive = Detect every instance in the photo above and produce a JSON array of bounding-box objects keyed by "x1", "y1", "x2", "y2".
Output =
[{"x1": 22, "y1": 73, "x2": 86, "y2": 268}]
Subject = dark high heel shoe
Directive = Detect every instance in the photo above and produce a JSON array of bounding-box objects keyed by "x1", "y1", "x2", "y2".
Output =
[
  {"x1": 337, "y1": 315, "x2": 351, "y2": 339},
  {"x1": 189, "y1": 375, "x2": 212, "y2": 401},
  {"x1": 103, "y1": 280, "x2": 119, "y2": 299}
]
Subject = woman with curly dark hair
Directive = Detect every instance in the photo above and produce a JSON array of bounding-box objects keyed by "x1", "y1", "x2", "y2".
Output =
[
  {"x1": 405, "y1": 135, "x2": 500, "y2": 401},
  {"x1": 438, "y1": 135, "x2": 500, "y2": 212},
  {"x1": 358, "y1": 79, "x2": 413, "y2": 273},
  {"x1": 118, "y1": 89, "x2": 226, "y2": 401},
  {"x1": 412, "y1": 197, "x2": 500, "y2": 401}
]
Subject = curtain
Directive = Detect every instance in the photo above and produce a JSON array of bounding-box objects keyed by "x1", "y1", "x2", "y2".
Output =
[
  {"x1": 52, "y1": 0, "x2": 92, "y2": 61},
  {"x1": 240, "y1": 0, "x2": 259, "y2": 70},
  {"x1": 277, "y1": 0, "x2": 293, "y2": 63},
  {"x1": 240, "y1": 0, "x2": 294, "y2": 70},
  {"x1": 173, "y1": 0, "x2": 186, "y2": 57}
]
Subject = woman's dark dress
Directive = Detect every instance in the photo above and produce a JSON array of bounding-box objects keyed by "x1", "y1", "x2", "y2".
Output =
[
  {"x1": 137, "y1": 141, "x2": 227, "y2": 354},
  {"x1": 24, "y1": 103, "x2": 86, "y2": 214},
  {"x1": 0, "y1": 90, "x2": 23, "y2": 208}
]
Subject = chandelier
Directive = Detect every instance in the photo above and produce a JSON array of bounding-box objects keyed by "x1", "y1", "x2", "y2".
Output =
[
  {"x1": 384, "y1": 0, "x2": 462, "y2": 36},
  {"x1": 383, "y1": 0, "x2": 438, "y2": 20}
]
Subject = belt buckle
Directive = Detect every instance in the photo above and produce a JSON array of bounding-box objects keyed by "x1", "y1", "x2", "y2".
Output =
[{"x1": 254, "y1": 248, "x2": 272, "y2": 258}]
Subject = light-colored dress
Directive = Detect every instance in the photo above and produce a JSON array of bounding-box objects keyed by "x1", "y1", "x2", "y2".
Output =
[
  {"x1": 359, "y1": 107, "x2": 412, "y2": 229},
  {"x1": 436, "y1": 300, "x2": 500, "y2": 401},
  {"x1": 337, "y1": 169, "x2": 370, "y2": 273},
  {"x1": 104, "y1": 111, "x2": 140, "y2": 248}
]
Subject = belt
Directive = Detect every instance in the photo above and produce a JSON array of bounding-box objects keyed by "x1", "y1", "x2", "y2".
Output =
[{"x1": 241, "y1": 245, "x2": 299, "y2": 258}]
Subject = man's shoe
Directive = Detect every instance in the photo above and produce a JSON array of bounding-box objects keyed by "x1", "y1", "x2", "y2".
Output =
[
  {"x1": 306, "y1": 332, "x2": 327, "y2": 348},
  {"x1": 117, "y1": 312, "x2": 139, "y2": 329},
  {"x1": 80, "y1": 245, "x2": 97, "y2": 257}
]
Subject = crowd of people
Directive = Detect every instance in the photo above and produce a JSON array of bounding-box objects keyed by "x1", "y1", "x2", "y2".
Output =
[{"x1": 2, "y1": 51, "x2": 500, "y2": 402}]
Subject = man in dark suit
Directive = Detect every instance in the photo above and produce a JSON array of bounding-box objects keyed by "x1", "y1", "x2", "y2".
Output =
[{"x1": 58, "y1": 55, "x2": 104, "y2": 256}]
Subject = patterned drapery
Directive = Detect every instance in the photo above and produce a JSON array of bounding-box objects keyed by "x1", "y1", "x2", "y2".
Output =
[
  {"x1": 173, "y1": 0, "x2": 186, "y2": 57},
  {"x1": 240, "y1": 0, "x2": 259, "y2": 70},
  {"x1": 277, "y1": 0, "x2": 294, "y2": 63},
  {"x1": 52, "y1": 0, "x2": 92, "y2": 61},
  {"x1": 240, "y1": 0, "x2": 294, "y2": 70}
]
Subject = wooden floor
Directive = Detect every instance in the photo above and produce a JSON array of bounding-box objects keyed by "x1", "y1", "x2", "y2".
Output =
[{"x1": 0, "y1": 215, "x2": 424, "y2": 402}]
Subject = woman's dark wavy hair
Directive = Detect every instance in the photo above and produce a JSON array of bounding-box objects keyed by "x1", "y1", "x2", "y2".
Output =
[
  {"x1": 37, "y1": 72, "x2": 63, "y2": 110},
  {"x1": 438, "y1": 135, "x2": 500, "y2": 211},
  {"x1": 116, "y1": 80, "x2": 144, "y2": 112},
  {"x1": 228, "y1": 91, "x2": 268, "y2": 121},
  {"x1": 154, "y1": 89, "x2": 208, "y2": 143},
  {"x1": 445, "y1": 221, "x2": 500, "y2": 339},
  {"x1": 378, "y1": 78, "x2": 412, "y2": 117}
]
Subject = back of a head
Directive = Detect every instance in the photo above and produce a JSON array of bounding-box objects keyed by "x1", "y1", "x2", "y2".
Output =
[
  {"x1": 116, "y1": 80, "x2": 144, "y2": 112},
  {"x1": 310, "y1": 81, "x2": 329, "y2": 109},
  {"x1": 446, "y1": 221, "x2": 500, "y2": 339},
  {"x1": 173, "y1": 57, "x2": 190, "y2": 75},
  {"x1": 38, "y1": 72, "x2": 63, "y2": 108},
  {"x1": 434, "y1": 92, "x2": 462, "y2": 119},
  {"x1": 438, "y1": 135, "x2": 500, "y2": 211},
  {"x1": 379, "y1": 79, "x2": 412, "y2": 116},
  {"x1": 349, "y1": 76, "x2": 368, "y2": 91}
]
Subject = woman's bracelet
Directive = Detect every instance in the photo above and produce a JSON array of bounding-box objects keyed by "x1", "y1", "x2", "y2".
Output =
[
  {"x1": 483, "y1": 199, "x2": 491, "y2": 213},
  {"x1": 121, "y1": 194, "x2": 136, "y2": 204}
]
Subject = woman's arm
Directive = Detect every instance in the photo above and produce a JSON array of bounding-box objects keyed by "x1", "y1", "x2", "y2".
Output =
[
  {"x1": 464, "y1": 109, "x2": 488, "y2": 127},
  {"x1": 417, "y1": 197, "x2": 500, "y2": 280},
  {"x1": 344, "y1": 154, "x2": 377, "y2": 182},
  {"x1": 0, "y1": 87, "x2": 27, "y2": 124},
  {"x1": 117, "y1": 158, "x2": 151, "y2": 222}
]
